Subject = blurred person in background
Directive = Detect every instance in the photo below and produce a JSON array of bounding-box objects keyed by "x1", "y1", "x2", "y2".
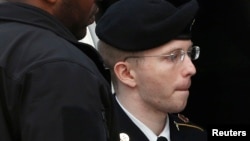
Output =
[{"x1": 0, "y1": 0, "x2": 113, "y2": 141}]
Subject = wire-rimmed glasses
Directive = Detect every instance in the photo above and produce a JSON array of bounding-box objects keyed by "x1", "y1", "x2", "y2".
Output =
[{"x1": 123, "y1": 46, "x2": 200, "y2": 63}]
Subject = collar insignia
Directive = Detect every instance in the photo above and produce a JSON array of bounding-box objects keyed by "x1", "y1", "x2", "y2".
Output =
[{"x1": 119, "y1": 133, "x2": 129, "y2": 141}]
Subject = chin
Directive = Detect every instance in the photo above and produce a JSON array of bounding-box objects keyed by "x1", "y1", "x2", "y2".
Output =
[
  {"x1": 75, "y1": 29, "x2": 87, "y2": 40},
  {"x1": 167, "y1": 104, "x2": 186, "y2": 113},
  {"x1": 174, "y1": 102, "x2": 188, "y2": 113}
]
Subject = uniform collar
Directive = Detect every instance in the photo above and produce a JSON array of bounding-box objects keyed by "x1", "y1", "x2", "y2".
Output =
[{"x1": 116, "y1": 97, "x2": 170, "y2": 141}]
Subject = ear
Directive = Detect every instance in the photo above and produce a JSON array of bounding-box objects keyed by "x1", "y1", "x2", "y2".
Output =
[{"x1": 114, "y1": 61, "x2": 136, "y2": 87}]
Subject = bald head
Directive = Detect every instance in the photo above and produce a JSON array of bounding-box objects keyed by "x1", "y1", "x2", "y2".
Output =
[{"x1": 1, "y1": 0, "x2": 99, "y2": 40}]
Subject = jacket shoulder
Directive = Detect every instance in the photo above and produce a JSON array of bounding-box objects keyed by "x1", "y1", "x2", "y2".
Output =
[
  {"x1": 169, "y1": 114, "x2": 207, "y2": 141},
  {"x1": 170, "y1": 113, "x2": 206, "y2": 132}
]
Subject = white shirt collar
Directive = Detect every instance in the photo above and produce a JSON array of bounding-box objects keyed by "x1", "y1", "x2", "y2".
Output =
[{"x1": 116, "y1": 97, "x2": 170, "y2": 141}]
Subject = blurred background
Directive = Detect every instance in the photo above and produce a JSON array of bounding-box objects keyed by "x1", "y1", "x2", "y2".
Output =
[{"x1": 182, "y1": 0, "x2": 250, "y2": 127}]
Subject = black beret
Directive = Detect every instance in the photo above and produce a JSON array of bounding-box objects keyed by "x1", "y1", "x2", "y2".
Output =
[{"x1": 96, "y1": 0, "x2": 199, "y2": 51}]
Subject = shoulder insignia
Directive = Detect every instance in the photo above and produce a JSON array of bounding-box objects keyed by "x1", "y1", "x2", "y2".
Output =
[
  {"x1": 173, "y1": 114, "x2": 204, "y2": 132},
  {"x1": 174, "y1": 121, "x2": 204, "y2": 132},
  {"x1": 178, "y1": 114, "x2": 189, "y2": 123}
]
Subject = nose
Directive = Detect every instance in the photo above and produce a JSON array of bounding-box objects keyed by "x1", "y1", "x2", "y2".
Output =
[{"x1": 181, "y1": 56, "x2": 196, "y2": 77}]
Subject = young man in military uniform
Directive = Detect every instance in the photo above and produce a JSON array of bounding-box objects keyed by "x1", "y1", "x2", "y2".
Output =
[{"x1": 96, "y1": 0, "x2": 207, "y2": 141}]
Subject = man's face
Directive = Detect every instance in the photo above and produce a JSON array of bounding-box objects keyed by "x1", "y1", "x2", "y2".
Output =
[
  {"x1": 131, "y1": 40, "x2": 196, "y2": 114},
  {"x1": 54, "y1": 0, "x2": 99, "y2": 40}
]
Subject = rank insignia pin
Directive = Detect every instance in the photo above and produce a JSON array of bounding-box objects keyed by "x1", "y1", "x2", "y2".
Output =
[
  {"x1": 178, "y1": 114, "x2": 189, "y2": 123},
  {"x1": 119, "y1": 133, "x2": 129, "y2": 141}
]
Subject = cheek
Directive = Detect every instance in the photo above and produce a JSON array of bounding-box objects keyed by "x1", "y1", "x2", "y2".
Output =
[
  {"x1": 148, "y1": 67, "x2": 178, "y2": 98},
  {"x1": 137, "y1": 62, "x2": 172, "y2": 82},
  {"x1": 135, "y1": 61, "x2": 179, "y2": 91},
  {"x1": 149, "y1": 66, "x2": 176, "y2": 85},
  {"x1": 137, "y1": 67, "x2": 173, "y2": 93},
  {"x1": 80, "y1": 0, "x2": 95, "y2": 15},
  {"x1": 68, "y1": 0, "x2": 94, "y2": 23}
]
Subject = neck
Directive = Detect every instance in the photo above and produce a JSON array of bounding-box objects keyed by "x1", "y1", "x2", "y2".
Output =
[{"x1": 116, "y1": 91, "x2": 168, "y2": 135}]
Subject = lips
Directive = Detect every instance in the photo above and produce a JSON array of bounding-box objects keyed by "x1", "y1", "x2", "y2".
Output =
[{"x1": 177, "y1": 81, "x2": 191, "y2": 91}]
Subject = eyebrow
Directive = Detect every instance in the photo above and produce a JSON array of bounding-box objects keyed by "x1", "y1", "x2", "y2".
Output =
[
  {"x1": 160, "y1": 47, "x2": 183, "y2": 55},
  {"x1": 157, "y1": 44, "x2": 193, "y2": 55}
]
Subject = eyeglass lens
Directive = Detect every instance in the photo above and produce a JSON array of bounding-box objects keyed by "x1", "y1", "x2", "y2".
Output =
[{"x1": 188, "y1": 46, "x2": 200, "y2": 60}]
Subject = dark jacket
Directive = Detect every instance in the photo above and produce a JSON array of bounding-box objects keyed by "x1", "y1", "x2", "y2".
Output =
[
  {"x1": 0, "y1": 2, "x2": 112, "y2": 141},
  {"x1": 112, "y1": 96, "x2": 207, "y2": 141}
]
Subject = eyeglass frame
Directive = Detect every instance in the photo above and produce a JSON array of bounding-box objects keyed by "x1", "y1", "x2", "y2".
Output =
[{"x1": 123, "y1": 46, "x2": 200, "y2": 63}]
